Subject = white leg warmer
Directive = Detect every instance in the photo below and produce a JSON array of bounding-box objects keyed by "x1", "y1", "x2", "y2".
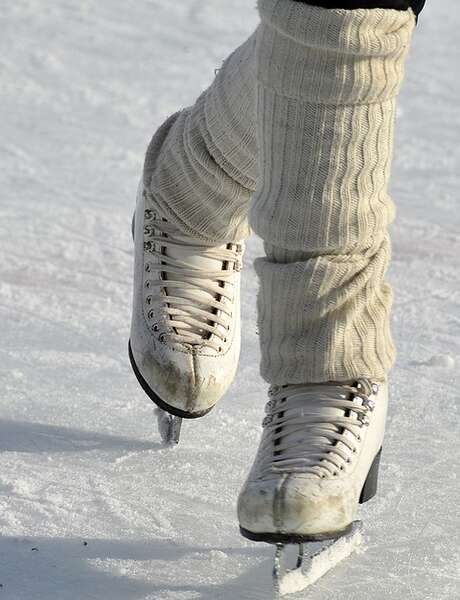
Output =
[
  {"x1": 143, "y1": 33, "x2": 258, "y2": 244},
  {"x1": 251, "y1": 1, "x2": 415, "y2": 383}
]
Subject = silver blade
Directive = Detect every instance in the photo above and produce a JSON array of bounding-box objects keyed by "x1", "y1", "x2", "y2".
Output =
[
  {"x1": 274, "y1": 521, "x2": 364, "y2": 597},
  {"x1": 155, "y1": 408, "x2": 182, "y2": 445}
]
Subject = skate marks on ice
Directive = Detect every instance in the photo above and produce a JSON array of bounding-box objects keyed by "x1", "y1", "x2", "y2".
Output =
[
  {"x1": 0, "y1": 419, "x2": 160, "y2": 455},
  {"x1": 0, "y1": 536, "x2": 159, "y2": 600},
  {"x1": 0, "y1": 536, "x2": 247, "y2": 600},
  {"x1": 0, "y1": 535, "x2": 272, "y2": 600},
  {"x1": 391, "y1": 216, "x2": 460, "y2": 374}
]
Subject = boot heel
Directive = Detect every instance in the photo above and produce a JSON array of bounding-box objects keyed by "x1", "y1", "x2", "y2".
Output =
[{"x1": 359, "y1": 447, "x2": 382, "y2": 504}]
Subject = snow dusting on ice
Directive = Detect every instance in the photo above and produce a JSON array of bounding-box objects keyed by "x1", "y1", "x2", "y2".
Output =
[{"x1": 1, "y1": 1, "x2": 459, "y2": 598}]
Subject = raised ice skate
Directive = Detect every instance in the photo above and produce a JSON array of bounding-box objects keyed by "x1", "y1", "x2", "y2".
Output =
[{"x1": 129, "y1": 182, "x2": 244, "y2": 443}]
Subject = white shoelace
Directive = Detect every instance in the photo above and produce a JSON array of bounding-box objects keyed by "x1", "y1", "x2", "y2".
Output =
[
  {"x1": 143, "y1": 209, "x2": 242, "y2": 351},
  {"x1": 259, "y1": 378, "x2": 378, "y2": 478}
]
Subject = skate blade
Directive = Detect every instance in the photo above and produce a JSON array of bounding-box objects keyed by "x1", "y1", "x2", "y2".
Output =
[
  {"x1": 155, "y1": 408, "x2": 182, "y2": 445},
  {"x1": 273, "y1": 521, "x2": 364, "y2": 597}
]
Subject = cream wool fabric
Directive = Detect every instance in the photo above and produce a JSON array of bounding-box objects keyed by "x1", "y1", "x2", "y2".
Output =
[
  {"x1": 141, "y1": 1, "x2": 415, "y2": 385},
  {"x1": 251, "y1": 1, "x2": 415, "y2": 383},
  {"x1": 143, "y1": 32, "x2": 258, "y2": 244}
]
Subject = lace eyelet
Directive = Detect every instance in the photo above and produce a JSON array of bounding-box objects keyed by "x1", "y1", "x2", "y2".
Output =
[
  {"x1": 365, "y1": 398, "x2": 376, "y2": 411},
  {"x1": 144, "y1": 280, "x2": 151, "y2": 289},
  {"x1": 359, "y1": 414, "x2": 370, "y2": 426},
  {"x1": 159, "y1": 333, "x2": 166, "y2": 343},
  {"x1": 147, "y1": 310, "x2": 155, "y2": 320},
  {"x1": 333, "y1": 472, "x2": 338, "y2": 477},
  {"x1": 146, "y1": 295, "x2": 153, "y2": 305},
  {"x1": 144, "y1": 263, "x2": 151, "y2": 273},
  {"x1": 152, "y1": 323, "x2": 159, "y2": 332}
]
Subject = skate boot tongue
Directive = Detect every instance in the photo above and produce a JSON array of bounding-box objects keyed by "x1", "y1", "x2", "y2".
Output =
[
  {"x1": 274, "y1": 384, "x2": 346, "y2": 454},
  {"x1": 147, "y1": 206, "x2": 242, "y2": 348},
  {"x1": 164, "y1": 234, "x2": 228, "y2": 339},
  {"x1": 266, "y1": 380, "x2": 373, "y2": 476}
]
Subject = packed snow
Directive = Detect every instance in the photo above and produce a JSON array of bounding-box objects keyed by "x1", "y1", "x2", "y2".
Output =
[{"x1": 1, "y1": 1, "x2": 459, "y2": 598}]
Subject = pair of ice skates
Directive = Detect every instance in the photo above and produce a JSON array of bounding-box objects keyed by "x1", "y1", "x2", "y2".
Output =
[{"x1": 128, "y1": 182, "x2": 387, "y2": 595}]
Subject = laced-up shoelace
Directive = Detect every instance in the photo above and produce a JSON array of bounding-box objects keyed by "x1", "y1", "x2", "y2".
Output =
[
  {"x1": 259, "y1": 378, "x2": 378, "y2": 479},
  {"x1": 143, "y1": 209, "x2": 242, "y2": 351}
]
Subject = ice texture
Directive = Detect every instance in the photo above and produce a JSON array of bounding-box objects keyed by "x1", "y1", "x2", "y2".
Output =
[{"x1": 0, "y1": 1, "x2": 459, "y2": 599}]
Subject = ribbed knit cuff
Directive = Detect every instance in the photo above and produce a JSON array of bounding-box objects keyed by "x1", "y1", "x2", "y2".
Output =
[
  {"x1": 257, "y1": 0, "x2": 415, "y2": 104},
  {"x1": 255, "y1": 237, "x2": 396, "y2": 384}
]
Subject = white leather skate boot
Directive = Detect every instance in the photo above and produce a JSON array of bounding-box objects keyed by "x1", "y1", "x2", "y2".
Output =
[
  {"x1": 129, "y1": 182, "x2": 244, "y2": 420},
  {"x1": 238, "y1": 378, "x2": 386, "y2": 542}
]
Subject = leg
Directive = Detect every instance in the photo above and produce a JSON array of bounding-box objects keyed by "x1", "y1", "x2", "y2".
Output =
[
  {"x1": 129, "y1": 32, "x2": 259, "y2": 426},
  {"x1": 239, "y1": 0, "x2": 415, "y2": 543},
  {"x1": 251, "y1": 1, "x2": 415, "y2": 384}
]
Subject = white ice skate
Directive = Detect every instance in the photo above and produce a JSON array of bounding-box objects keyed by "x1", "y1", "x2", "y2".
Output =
[
  {"x1": 129, "y1": 182, "x2": 244, "y2": 444},
  {"x1": 237, "y1": 378, "x2": 386, "y2": 596}
]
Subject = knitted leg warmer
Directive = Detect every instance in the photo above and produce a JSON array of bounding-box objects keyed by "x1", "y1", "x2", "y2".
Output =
[
  {"x1": 251, "y1": 1, "x2": 415, "y2": 384},
  {"x1": 143, "y1": 33, "x2": 258, "y2": 244}
]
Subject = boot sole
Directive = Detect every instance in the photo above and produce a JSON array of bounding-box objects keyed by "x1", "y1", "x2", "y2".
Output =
[
  {"x1": 239, "y1": 523, "x2": 353, "y2": 544},
  {"x1": 128, "y1": 340, "x2": 214, "y2": 419},
  {"x1": 240, "y1": 447, "x2": 383, "y2": 544}
]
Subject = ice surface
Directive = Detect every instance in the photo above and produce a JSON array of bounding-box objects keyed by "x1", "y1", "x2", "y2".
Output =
[{"x1": 1, "y1": 1, "x2": 459, "y2": 599}]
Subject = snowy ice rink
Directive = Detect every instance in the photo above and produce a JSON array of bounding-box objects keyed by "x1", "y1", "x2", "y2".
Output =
[{"x1": 1, "y1": 1, "x2": 459, "y2": 598}]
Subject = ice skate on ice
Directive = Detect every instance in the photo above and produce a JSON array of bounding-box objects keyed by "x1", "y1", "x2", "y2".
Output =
[
  {"x1": 271, "y1": 520, "x2": 364, "y2": 596},
  {"x1": 129, "y1": 181, "x2": 243, "y2": 444},
  {"x1": 154, "y1": 407, "x2": 183, "y2": 446},
  {"x1": 237, "y1": 378, "x2": 386, "y2": 595}
]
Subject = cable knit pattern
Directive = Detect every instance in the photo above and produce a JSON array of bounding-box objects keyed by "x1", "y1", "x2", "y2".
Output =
[
  {"x1": 143, "y1": 33, "x2": 258, "y2": 244},
  {"x1": 251, "y1": 1, "x2": 415, "y2": 383}
]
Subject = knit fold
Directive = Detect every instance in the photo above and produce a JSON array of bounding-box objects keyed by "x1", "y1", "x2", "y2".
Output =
[{"x1": 143, "y1": 33, "x2": 258, "y2": 244}]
